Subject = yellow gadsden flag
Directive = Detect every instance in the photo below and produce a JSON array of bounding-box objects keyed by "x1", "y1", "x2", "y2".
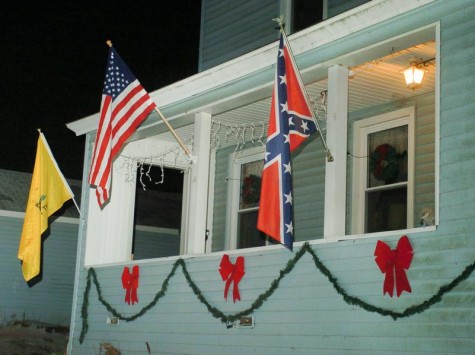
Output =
[{"x1": 18, "y1": 132, "x2": 74, "y2": 282}]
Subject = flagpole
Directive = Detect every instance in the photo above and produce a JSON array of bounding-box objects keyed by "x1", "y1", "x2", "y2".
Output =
[
  {"x1": 272, "y1": 17, "x2": 334, "y2": 162},
  {"x1": 106, "y1": 40, "x2": 194, "y2": 162}
]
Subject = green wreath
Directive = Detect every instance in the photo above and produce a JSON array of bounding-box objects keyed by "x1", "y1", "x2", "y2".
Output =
[
  {"x1": 241, "y1": 174, "x2": 261, "y2": 205},
  {"x1": 369, "y1": 144, "x2": 399, "y2": 183}
]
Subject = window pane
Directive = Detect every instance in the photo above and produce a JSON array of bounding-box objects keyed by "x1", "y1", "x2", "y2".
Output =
[
  {"x1": 366, "y1": 186, "x2": 407, "y2": 233},
  {"x1": 367, "y1": 125, "x2": 408, "y2": 188},
  {"x1": 239, "y1": 160, "x2": 263, "y2": 209},
  {"x1": 292, "y1": 0, "x2": 324, "y2": 32},
  {"x1": 133, "y1": 165, "x2": 183, "y2": 260},
  {"x1": 238, "y1": 210, "x2": 267, "y2": 249}
]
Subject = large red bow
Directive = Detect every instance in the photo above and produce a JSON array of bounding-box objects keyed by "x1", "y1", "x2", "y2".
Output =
[
  {"x1": 219, "y1": 254, "x2": 245, "y2": 302},
  {"x1": 374, "y1": 235, "x2": 413, "y2": 297},
  {"x1": 122, "y1": 265, "x2": 139, "y2": 305}
]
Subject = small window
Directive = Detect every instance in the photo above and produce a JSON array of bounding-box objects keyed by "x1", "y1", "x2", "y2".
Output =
[
  {"x1": 237, "y1": 159, "x2": 266, "y2": 248},
  {"x1": 352, "y1": 107, "x2": 415, "y2": 234},
  {"x1": 226, "y1": 148, "x2": 276, "y2": 249},
  {"x1": 291, "y1": 0, "x2": 326, "y2": 33},
  {"x1": 365, "y1": 125, "x2": 409, "y2": 233}
]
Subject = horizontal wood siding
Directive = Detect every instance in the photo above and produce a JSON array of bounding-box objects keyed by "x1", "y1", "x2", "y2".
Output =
[
  {"x1": 71, "y1": 232, "x2": 475, "y2": 354},
  {"x1": 210, "y1": 145, "x2": 233, "y2": 252},
  {"x1": 71, "y1": 1, "x2": 475, "y2": 353},
  {"x1": 0, "y1": 215, "x2": 78, "y2": 325},
  {"x1": 199, "y1": 0, "x2": 279, "y2": 71},
  {"x1": 292, "y1": 135, "x2": 326, "y2": 241}
]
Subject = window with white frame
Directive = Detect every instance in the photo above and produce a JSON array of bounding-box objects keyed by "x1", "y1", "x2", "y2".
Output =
[
  {"x1": 226, "y1": 147, "x2": 277, "y2": 249},
  {"x1": 352, "y1": 107, "x2": 415, "y2": 234}
]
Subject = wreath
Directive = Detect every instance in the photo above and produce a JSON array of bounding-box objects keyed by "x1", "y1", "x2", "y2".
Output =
[
  {"x1": 241, "y1": 174, "x2": 261, "y2": 205},
  {"x1": 369, "y1": 144, "x2": 400, "y2": 183}
]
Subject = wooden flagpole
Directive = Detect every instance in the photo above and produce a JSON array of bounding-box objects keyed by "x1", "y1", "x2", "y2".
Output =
[
  {"x1": 272, "y1": 17, "x2": 334, "y2": 162},
  {"x1": 106, "y1": 40, "x2": 194, "y2": 161}
]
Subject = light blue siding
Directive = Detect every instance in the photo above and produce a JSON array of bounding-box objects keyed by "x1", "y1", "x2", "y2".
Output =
[
  {"x1": 0, "y1": 215, "x2": 78, "y2": 326},
  {"x1": 71, "y1": 234, "x2": 475, "y2": 354}
]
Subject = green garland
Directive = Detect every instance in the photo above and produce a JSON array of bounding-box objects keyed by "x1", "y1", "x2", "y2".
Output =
[{"x1": 79, "y1": 242, "x2": 475, "y2": 344}]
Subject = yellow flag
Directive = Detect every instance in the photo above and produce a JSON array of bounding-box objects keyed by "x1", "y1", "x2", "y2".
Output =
[{"x1": 18, "y1": 132, "x2": 74, "y2": 281}]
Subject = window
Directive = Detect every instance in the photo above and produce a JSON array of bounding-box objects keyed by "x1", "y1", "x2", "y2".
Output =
[
  {"x1": 226, "y1": 148, "x2": 276, "y2": 249},
  {"x1": 281, "y1": 0, "x2": 327, "y2": 34},
  {"x1": 291, "y1": 0, "x2": 326, "y2": 33},
  {"x1": 132, "y1": 165, "x2": 184, "y2": 260},
  {"x1": 352, "y1": 107, "x2": 415, "y2": 234}
]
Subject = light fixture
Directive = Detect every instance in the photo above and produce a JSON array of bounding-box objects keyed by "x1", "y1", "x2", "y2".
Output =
[
  {"x1": 401, "y1": 57, "x2": 435, "y2": 89},
  {"x1": 402, "y1": 63, "x2": 425, "y2": 89}
]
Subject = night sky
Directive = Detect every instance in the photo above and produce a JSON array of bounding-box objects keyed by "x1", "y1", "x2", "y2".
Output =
[{"x1": 1, "y1": 2, "x2": 201, "y2": 179}]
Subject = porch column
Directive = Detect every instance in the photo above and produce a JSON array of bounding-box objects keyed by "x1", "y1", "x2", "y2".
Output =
[
  {"x1": 186, "y1": 112, "x2": 212, "y2": 254},
  {"x1": 324, "y1": 65, "x2": 349, "y2": 238}
]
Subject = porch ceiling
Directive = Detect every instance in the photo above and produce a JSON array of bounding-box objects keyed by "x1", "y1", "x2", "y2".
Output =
[{"x1": 156, "y1": 40, "x2": 436, "y2": 149}]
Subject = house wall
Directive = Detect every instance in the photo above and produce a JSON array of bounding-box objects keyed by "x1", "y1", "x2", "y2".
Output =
[
  {"x1": 0, "y1": 214, "x2": 78, "y2": 326},
  {"x1": 70, "y1": 1, "x2": 475, "y2": 353},
  {"x1": 199, "y1": 0, "x2": 279, "y2": 71}
]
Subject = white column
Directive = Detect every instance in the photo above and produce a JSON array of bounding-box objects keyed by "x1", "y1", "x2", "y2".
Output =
[
  {"x1": 186, "y1": 112, "x2": 212, "y2": 254},
  {"x1": 84, "y1": 156, "x2": 136, "y2": 265},
  {"x1": 324, "y1": 65, "x2": 348, "y2": 238}
]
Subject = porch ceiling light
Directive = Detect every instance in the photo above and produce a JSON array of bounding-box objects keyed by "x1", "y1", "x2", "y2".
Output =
[
  {"x1": 402, "y1": 64, "x2": 425, "y2": 89},
  {"x1": 401, "y1": 57, "x2": 435, "y2": 89}
]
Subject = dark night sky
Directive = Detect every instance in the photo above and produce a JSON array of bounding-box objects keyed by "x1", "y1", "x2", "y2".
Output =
[{"x1": 1, "y1": 2, "x2": 201, "y2": 180}]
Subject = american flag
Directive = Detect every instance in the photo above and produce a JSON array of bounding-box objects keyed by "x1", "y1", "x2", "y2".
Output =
[
  {"x1": 89, "y1": 46, "x2": 156, "y2": 207},
  {"x1": 257, "y1": 33, "x2": 316, "y2": 250}
]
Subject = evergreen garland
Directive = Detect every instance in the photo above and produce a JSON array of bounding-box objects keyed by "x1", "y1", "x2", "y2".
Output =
[{"x1": 79, "y1": 242, "x2": 475, "y2": 343}]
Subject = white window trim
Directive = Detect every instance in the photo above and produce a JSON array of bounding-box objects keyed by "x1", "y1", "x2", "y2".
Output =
[
  {"x1": 352, "y1": 106, "x2": 415, "y2": 235},
  {"x1": 225, "y1": 146, "x2": 265, "y2": 250}
]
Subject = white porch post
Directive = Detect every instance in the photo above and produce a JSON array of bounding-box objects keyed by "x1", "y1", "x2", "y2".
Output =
[
  {"x1": 186, "y1": 112, "x2": 212, "y2": 254},
  {"x1": 324, "y1": 65, "x2": 349, "y2": 238}
]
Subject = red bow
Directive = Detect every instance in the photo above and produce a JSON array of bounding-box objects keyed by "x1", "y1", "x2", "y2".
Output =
[
  {"x1": 121, "y1": 265, "x2": 139, "y2": 305},
  {"x1": 374, "y1": 235, "x2": 413, "y2": 297},
  {"x1": 219, "y1": 254, "x2": 245, "y2": 302}
]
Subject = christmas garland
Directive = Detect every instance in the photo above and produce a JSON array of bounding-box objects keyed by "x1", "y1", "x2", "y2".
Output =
[{"x1": 79, "y1": 242, "x2": 475, "y2": 344}]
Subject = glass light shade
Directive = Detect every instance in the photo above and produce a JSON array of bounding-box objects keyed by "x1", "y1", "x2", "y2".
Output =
[{"x1": 402, "y1": 66, "x2": 425, "y2": 88}]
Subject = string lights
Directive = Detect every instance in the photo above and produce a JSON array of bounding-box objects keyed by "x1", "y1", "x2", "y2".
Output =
[{"x1": 117, "y1": 136, "x2": 193, "y2": 190}]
